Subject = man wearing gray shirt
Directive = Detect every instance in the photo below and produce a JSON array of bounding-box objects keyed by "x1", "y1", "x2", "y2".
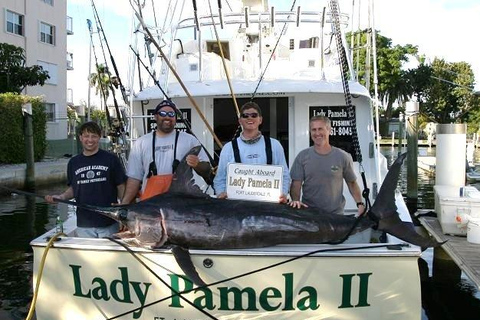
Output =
[{"x1": 289, "y1": 116, "x2": 365, "y2": 217}]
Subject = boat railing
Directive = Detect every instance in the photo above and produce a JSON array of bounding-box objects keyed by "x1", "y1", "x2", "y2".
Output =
[{"x1": 175, "y1": 9, "x2": 349, "y2": 31}]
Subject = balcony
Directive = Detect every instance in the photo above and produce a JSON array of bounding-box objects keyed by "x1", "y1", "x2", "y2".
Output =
[
  {"x1": 67, "y1": 52, "x2": 74, "y2": 70},
  {"x1": 67, "y1": 16, "x2": 73, "y2": 35},
  {"x1": 67, "y1": 88, "x2": 74, "y2": 106}
]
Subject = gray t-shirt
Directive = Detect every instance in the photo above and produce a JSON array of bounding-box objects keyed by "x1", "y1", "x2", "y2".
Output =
[
  {"x1": 290, "y1": 146, "x2": 357, "y2": 215},
  {"x1": 126, "y1": 130, "x2": 208, "y2": 191}
]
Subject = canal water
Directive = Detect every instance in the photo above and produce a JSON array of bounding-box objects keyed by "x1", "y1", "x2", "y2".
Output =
[{"x1": 0, "y1": 146, "x2": 479, "y2": 319}]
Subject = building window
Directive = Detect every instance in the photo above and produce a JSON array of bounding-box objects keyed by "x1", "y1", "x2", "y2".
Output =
[
  {"x1": 37, "y1": 60, "x2": 58, "y2": 85},
  {"x1": 6, "y1": 10, "x2": 24, "y2": 36},
  {"x1": 44, "y1": 103, "x2": 56, "y2": 122},
  {"x1": 42, "y1": 0, "x2": 54, "y2": 5},
  {"x1": 40, "y1": 22, "x2": 55, "y2": 45}
]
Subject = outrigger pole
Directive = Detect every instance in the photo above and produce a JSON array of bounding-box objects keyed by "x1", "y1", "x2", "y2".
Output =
[
  {"x1": 206, "y1": 0, "x2": 240, "y2": 117},
  {"x1": 329, "y1": 0, "x2": 370, "y2": 211},
  {"x1": 130, "y1": 2, "x2": 224, "y2": 150}
]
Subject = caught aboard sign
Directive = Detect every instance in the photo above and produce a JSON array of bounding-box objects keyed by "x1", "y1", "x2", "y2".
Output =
[{"x1": 226, "y1": 163, "x2": 283, "y2": 202}]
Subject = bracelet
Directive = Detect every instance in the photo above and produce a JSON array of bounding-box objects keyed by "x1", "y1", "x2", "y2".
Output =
[{"x1": 356, "y1": 202, "x2": 365, "y2": 208}]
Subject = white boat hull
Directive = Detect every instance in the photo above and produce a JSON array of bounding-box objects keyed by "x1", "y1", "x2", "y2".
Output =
[{"x1": 31, "y1": 228, "x2": 421, "y2": 320}]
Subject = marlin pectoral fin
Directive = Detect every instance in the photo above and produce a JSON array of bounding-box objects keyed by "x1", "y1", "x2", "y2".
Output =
[
  {"x1": 379, "y1": 215, "x2": 444, "y2": 248},
  {"x1": 171, "y1": 246, "x2": 207, "y2": 287}
]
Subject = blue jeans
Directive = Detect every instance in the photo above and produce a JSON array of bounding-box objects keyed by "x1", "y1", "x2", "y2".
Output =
[{"x1": 75, "y1": 223, "x2": 119, "y2": 238}]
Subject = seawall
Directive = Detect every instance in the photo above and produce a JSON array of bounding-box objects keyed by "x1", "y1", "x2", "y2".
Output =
[{"x1": 0, "y1": 159, "x2": 69, "y2": 194}]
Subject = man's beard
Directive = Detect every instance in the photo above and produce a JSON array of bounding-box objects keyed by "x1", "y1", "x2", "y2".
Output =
[{"x1": 158, "y1": 121, "x2": 174, "y2": 133}]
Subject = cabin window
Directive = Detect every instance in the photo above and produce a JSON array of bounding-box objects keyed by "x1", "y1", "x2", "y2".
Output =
[
  {"x1": 206, "y1": 41, "x2": 230, "y2": 60},
  {"x1": 6, "y1": 10, "x2": 24, "y2": 36},
  {"x1": 299, "y1": 37, "x2": 319, "y2": 49}
]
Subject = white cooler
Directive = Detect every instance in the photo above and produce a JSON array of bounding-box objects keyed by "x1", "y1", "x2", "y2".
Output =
[{"x1": 434, "y1": 185, "x2": 480, "y2": 236}]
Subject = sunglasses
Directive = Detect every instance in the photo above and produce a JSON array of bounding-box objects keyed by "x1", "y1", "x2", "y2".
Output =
[
  {"x1": 157, "y1": 110, "x2": 176, "y2": 118},
  {"x1": 241, "y1": 112, "x2": 259, "y2": 119}
]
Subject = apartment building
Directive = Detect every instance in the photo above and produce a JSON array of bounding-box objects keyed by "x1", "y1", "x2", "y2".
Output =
[{"x1": 0, "y1": 0, "x2": 73, "y2": 140}]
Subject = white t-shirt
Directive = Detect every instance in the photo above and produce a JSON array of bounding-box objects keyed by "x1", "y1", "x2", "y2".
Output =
[{"x1": 126, "y1": 131, "x2": 208, "y2": 190}]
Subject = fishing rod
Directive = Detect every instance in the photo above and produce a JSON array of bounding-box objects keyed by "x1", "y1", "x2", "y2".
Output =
[
  {"x1": 250, "y1": 0, "x2": 298, "y2": 101},
  {"x1": 87, "y1": 19, "x2": 111, "y2": 129},
  {"x1": 90, "y1": 0, "x2": 129, "y2": 106},
  {"x1": 90, "y1": 0, "x2": 125, "y2": 119},
  {"x1": 90, "y1": 0, "x2": 130, "y2": 165},
  {"x1": 88, "y1": 26, "x2": 128, "y2": 166},
  {"x1": 130, "y1": 1, "x2": 224, "y2": 150},
  {"x1": 129, "y1": 45, "x2": 219, "y2": 173},
  {"x1": 206, "y1": 0, "x2": 240, "y2": 117},
  {"x1": 0, "y1": 183, "x2": 217, "y2": 319}
]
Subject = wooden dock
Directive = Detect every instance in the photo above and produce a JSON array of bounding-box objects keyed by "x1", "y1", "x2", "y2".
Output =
[{"x1": 419, "y1": 216, "x2": 480, "y2": 288}]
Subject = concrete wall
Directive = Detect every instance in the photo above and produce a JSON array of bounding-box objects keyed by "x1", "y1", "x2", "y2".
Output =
[{"x1": 0, "y1": 159, "x2": 68, "y2": 193}]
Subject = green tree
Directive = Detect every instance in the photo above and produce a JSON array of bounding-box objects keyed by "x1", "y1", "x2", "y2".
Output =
[
  {"x1": 0, "y1": 43, "x2": 50, "y2": 93},
  {"x1": 421, "y1": 58, "x2": 478, "y2": 124},
  {"x1": 350, "y1": 30, "x2": 418, "y2": 120},
  {"x1": 88, "y1": 64, "x2": 112, "y2": 108}
]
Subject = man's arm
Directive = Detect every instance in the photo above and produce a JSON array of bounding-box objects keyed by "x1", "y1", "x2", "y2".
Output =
[
  {"x1": 116, "y1": 183, "x2": 126, "y2": 203},
  {"x1": 45, "y1": 186, "x2": 74, "y2": 203},
  {"x1": 289, "y1": 180, "x2": 308, "y2": 208},
  {"x1": 121, "y1": 178, "x2": 142, "y2": 204},
  {"x1": 346, "y1": 180, "x2": 365, "y2": 215}
]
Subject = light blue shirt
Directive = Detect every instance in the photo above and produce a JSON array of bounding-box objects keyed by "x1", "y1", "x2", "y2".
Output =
[{"x1": 214, "y1": 136, "x2": 290, "y2": 195}]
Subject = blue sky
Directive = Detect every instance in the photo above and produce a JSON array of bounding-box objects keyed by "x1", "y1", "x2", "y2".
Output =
[{"x1": 67, "y1": 0, "x2": 480, "y2": 106}]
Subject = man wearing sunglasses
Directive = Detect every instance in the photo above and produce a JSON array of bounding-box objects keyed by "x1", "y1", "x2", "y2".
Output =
[
  {"x1": 213, "y1": 101, "x2": 290, "y2": 203},
  {"x1": 121, "y1": 99, "x2": 211, "y2": 203}
]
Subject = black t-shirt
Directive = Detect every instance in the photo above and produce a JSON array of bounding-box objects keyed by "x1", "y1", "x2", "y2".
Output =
[{"x1": 67, "y1": 149, "x2": 127, "y2": 227}]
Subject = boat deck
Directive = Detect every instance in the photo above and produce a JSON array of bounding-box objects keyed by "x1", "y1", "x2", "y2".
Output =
[{"x1": 419, "y1": 215, "x2": 480, "y2": 288}]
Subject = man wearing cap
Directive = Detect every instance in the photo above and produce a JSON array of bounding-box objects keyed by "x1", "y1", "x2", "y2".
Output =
[{"x1": 121, "y1": 99, "x2": 211, "y2": 203}]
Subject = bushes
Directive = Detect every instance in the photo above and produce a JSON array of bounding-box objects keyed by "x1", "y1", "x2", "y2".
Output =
[{"x1": 0, "y1": 93, "x2": 47, "y2": 163}]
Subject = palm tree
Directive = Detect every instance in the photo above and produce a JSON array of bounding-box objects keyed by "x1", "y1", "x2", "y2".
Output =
[{"x1": 88, "y1": 63, "x2": 111, "y2": 109}]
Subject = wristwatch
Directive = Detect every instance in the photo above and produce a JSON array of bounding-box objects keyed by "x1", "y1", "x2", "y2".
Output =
[{"x1": 356, "y1": 202, "x2": 365, "y2": 208}]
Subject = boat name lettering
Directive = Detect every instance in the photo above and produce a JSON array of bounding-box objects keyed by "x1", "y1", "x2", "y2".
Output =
[
  {"x1": 169, "y1": 273, "x2": 320, "y2": 311},
  {"x1": 229, "y1": 177, "x2": 280, "y2": 190},
  {"x1": 70, "y1": 265, "x2": 151, "y2": 319},
  {"x1": 327, "y1": 109, "x2": 348, "y2": 118},
  {"x1": 69, "y1": 266, "x2": 372, "y2": 316},
  {"x1": 168, "y1": 272, "x2": 372, "y2": 312}
]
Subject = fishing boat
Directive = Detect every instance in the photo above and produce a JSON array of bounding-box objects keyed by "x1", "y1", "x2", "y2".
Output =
[{"x1": 30, "y1": 0, "x2": 425, "y2": 319}]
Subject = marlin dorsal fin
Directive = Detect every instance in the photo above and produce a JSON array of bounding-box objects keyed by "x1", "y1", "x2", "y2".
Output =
[{"x1": 169, "y1": 146, "x2": 205, "y2": 195}]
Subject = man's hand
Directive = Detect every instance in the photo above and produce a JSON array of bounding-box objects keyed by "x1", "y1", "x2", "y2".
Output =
[
  {"x1": 186, "y1": 154, "x2": 200, "y2": 168},
  {"x1": 45, "y1": 194, "x2": 64, "y2": 204},
  {"x1": 288, "y1": 200, "x2": 308, "y2": 209},
  {"x1": 356, "y1": 203, "x2": 366, "y2": 217},
  {"x1": 216, "y1": 192, "x2": 228, "y2": 199}
]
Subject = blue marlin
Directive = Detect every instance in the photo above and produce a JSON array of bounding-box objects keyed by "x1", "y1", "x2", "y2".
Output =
[
  {"x1": 104, "y1": 148, "x2": 440, "y2": 250},
  {"x1": 2, "y1": 147, "x2": 441, "y2": 286}
]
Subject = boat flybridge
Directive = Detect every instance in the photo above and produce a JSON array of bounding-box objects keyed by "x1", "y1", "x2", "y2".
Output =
[{"x1": 30, "y1": 1, "x2": 424, "y2": 319}]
